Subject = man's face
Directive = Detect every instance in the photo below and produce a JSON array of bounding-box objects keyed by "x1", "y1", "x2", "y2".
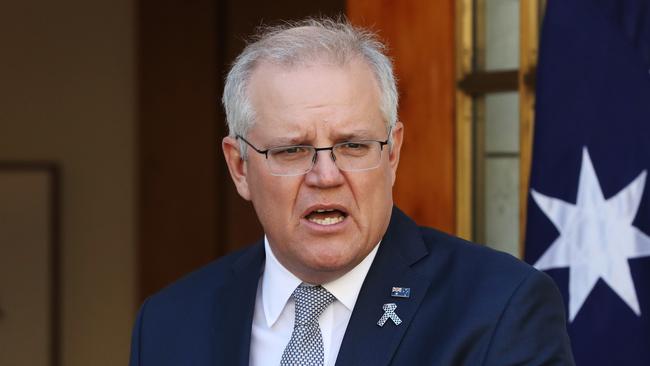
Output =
[{"x1": 223, "y1": 58, "x2": 403, "y2": 284}]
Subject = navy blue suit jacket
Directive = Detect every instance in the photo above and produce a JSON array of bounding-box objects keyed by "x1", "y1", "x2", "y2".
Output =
[{"x1": 130, "y1": 207, "x2": 575, "y2": 365}]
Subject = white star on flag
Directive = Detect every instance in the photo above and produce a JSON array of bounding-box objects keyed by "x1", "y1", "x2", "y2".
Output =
[{"x1": 531, "y1": 147, "x2": 650, "y2": 321}]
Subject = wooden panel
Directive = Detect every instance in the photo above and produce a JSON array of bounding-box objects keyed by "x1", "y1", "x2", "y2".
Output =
[
  {"x1": 348, "y1": 0, "x2": 456, "y2": 233},
  {"x1": 518, "y1": 0, "x2": 541, "y2": 256},
  {"x1": 138, "y1": 0, "x2": 221, "y2": 300},
  {"x1": 455, "y1": 0, "x2": 473, "y2": 239}
]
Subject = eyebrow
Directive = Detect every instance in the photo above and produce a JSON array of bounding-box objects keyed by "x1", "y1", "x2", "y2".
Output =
[{"x1": 265, "y1": 136, "x2": 308, "y2": 147}]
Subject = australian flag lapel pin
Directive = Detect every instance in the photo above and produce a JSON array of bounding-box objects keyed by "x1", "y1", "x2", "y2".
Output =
[{"x1": 391, "y1": 286, "x2": 410, "y2": 298}]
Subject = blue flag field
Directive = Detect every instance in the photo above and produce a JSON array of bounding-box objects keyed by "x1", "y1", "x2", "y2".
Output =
[{"x1": 524, "y1": 0, "x2": 650, "y2": 364}]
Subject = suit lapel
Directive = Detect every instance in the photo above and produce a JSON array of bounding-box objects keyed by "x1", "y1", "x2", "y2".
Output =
[
  {"x1": 212, "y1": 241, "x2": 264, "y2": 365},
  {"x1": 335, "y1": 207, "x2": 432, "y2": 366}
]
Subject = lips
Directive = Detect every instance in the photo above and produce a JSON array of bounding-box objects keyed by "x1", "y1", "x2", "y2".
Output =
[{"x1": 303, "y1": 205, "x2": 349, "y2": 226}]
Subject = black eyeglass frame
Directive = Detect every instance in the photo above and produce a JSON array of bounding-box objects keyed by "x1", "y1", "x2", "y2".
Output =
[{"x1": 237, "y1": 134, "x2": 389, "y2": 157}]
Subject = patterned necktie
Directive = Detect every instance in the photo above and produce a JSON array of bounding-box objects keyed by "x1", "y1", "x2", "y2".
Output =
[{"x1": 280, "y1": 284, "x2": 335, "y2": 366}]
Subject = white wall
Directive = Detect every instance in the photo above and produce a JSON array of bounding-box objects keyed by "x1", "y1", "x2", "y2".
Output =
[{"x1": 0, "y1": 0, "x2": 136, "y2": 364}]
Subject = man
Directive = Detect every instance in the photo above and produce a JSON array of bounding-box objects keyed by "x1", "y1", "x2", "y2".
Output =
[{"x1": 130, "y1": 18, "x2": 575, "y2": 365}]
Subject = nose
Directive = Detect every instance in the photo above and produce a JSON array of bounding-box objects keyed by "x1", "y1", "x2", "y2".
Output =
[{"x1": 304, "y1": 149, "x2": 345, "y2": 187}]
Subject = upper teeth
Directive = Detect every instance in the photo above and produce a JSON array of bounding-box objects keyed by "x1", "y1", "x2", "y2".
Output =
[{"x1": 316, "y1": 209, "x2": 334, "y2": 213}]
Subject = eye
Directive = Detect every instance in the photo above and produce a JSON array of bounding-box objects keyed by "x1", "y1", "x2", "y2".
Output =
[
  {"x1": 269, "y1": 146, "x2": 312, "y2": 160},
  {"x1": 337, "y1": 141, "x2": 372, "y2": 156},
  {"x1": 279, "y1": 146, "x2": 307, "y2": 154},
  {"x1": 343, "y1": 142, "x2": 363, "y2": 149}
]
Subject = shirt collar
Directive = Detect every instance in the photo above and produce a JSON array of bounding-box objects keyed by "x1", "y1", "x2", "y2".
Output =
[{"x1": 261, "y1": 236, "x2": 380, "y2": 327}]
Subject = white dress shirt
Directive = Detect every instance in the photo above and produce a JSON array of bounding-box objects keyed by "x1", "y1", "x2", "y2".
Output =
[{"x1": 249, "y1": 236, "x2": 380, "y2": 366}]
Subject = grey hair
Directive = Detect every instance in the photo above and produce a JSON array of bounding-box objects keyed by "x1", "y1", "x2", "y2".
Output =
[{"x1": 222, "y1": 17, "x2": 398, "y2": 156}]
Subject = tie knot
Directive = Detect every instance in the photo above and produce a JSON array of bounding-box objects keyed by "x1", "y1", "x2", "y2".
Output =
[{"x1": 292, "y1": 284, "x2": 335, "y2": 325}]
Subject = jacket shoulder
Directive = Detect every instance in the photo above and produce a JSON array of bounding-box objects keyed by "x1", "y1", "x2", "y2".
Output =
[
  {"x1": 393, "y1": 225, "x2": 573, "y2": 365},
  {"x1": 416, "y1": 225, "x2": 541, "y2": 286}
]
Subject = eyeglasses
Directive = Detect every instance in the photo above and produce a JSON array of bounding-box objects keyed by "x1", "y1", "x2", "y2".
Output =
[{"x1": 236, "y1": 134, "x2": 390, "y2": 176}]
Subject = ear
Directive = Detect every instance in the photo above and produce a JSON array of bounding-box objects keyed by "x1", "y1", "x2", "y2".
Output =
[
  {"x1": 388, "y1": 121, "x2": 404, "y2": 186},
  {"x1": 222, "y1": 136, "x2": 251, "y2": 200}
]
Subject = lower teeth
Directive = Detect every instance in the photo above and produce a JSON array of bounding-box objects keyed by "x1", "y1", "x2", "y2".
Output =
[{"x1": 309, "y1": 216, "x2": 344, "y2": 225}]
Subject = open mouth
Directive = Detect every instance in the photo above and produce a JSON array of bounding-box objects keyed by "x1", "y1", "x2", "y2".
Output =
[{"x1": 304, "y1": 208, "x2": 348, "y2": 226}]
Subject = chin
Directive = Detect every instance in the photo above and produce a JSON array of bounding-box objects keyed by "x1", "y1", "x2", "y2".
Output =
[{"x1": 303, "y1": 248, "x2": 358, "y2": 273}]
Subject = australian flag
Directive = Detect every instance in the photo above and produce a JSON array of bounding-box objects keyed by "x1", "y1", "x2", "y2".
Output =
[{"x1": 524, "y1": 0, "x2": 650, "y2": 364}]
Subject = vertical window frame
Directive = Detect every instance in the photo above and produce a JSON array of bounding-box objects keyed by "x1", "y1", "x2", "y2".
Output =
[{"x1": 455, "y1": 0, "x2": 542, "y2": 257}]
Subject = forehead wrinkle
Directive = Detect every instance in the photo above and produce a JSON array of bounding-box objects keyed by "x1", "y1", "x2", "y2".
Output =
[
  {"x1": 262, "y1": 122, "x2": 384, "y2": 147},
  {"x1": 331, "y1": 127, "x2": 384, "y2": 140},
  {"x1": 257, "y1": 125, "x2": 317, "y2": 146}
]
